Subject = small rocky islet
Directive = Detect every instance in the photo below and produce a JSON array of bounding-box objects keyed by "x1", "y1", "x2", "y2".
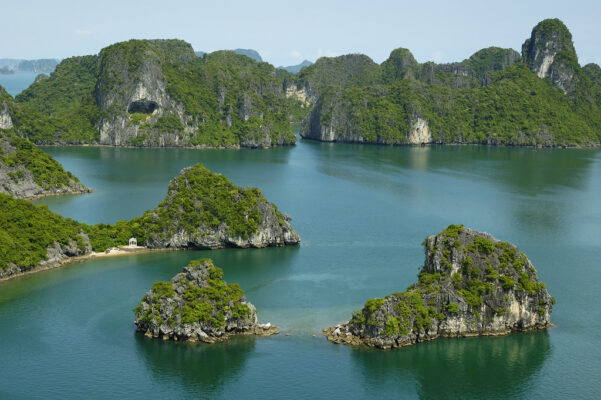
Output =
[
  {"x1": 325, "y1": 225, "x2": 554, "y2": 349},
  {"x1": 134, "y1": 258, "x2": 278, "y2": 342}
]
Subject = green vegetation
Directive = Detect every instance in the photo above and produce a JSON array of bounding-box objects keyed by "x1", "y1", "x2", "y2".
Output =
[
  {"x1": 0, "y1": 193, "x2": 87, "y2": 269},
  {"x1": 10, "y1": 40, "x2": 299, "y2": 148},
  {"x1": 138, "y1": 163, "x2": 265, "y2": 240},
  {"x1": 134, "y1": 259, "x2": 252, "y2": 329},
  {"x1": 468, "y1": 236, "x2": 495, "y2": 255},
  {"x1": 348, "y1": 225, "x2": 552, "y2": 340},
  {"x1": 13, "y1": 56, "x2": 100, "y2": 143},
  {"x1": 0, "y1": 130, "x2": 84, "y2": 194},
  {"x1": 301, "y1": 19, "x2": 601, "y2": 147},
  {"x1": 0, "y1": 163, "x2": 275, "y2": 273}
]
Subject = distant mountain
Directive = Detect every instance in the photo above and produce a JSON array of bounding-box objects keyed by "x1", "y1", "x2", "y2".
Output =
[
  {"x1": 194, "y1": 49, "x2": 262, "y2": 62},
  {"x1": 17, "y1": 59, "x2": 59, "y2": 73},
  {"x1": 233, "y1": 49, "x2": 262, "y2": 62},
  {"x1": 279, "y1": 60, "x2": 313, "y2": 74},
  {"x1": 0, "y1": 59, "x2": 58, "y2": 73}
]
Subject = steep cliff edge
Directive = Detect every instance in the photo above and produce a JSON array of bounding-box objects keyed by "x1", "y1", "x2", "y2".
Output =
[
  {"x1": 134, "y1": 259, "x2": 278, "y2": 342},
  {"x1": 522, "y1": 18, "x2": 579, "y2": 95},
  {"x1": 325, "y1": 225, "x2": 554, "y2": 349}
]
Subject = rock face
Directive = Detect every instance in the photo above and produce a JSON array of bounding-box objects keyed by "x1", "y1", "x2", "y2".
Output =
[
  {"x1": 139, "y1": 163, "x2": 300, "y2": 249},
  {"x1": 0, "y1": 102, "x2": 13, "y2": 129},
  {"x1": 0, "y1": 129, "x2": 91, "y2": 199},
  {"x1": 134, "y1": 259, "x2": 278, "y2": 342},
  {"x1": 15, "y1": 40, "x2": 298, "y2": 148},
  {"x1": 522, "y1": 18, "x2": 579, "y2": 94},
  {"x1": 325, "y1": 225, "x2": 554, "y2": 349},
  {"x1": 95, "y1": 40, "x2": 194, "y2": 146}
]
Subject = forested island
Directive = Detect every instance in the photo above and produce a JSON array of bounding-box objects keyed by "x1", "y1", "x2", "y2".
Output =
[
  {"x1": 295, "y1": 19, "x2": 601, "y2": 147},
  {"x1": 0, "y1": 163, "x2": 299, "y2": 280},
  {"x1": 0, "y1": 18, "x2": 597, "y2": 149},
  {"x1": 134, "y1": 258, "x2": 279, "y2": 342},
  {"x1": 325, "y1": 225, "x2": 554, "y2": 349},
  {"x1": 9, "y1": 41, "x2": 300, "y2": 148}
]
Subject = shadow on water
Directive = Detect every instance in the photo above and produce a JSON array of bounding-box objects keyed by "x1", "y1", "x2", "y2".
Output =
[
  {"x1": 350, "y1": 330, "x2": 551, "y2": 400},
  {"x1": 301, "y1": 139, "x2": 597, "y2": 196},
  {"x1": 134, "y1": 333, "x2": 256, "y2": 396}
]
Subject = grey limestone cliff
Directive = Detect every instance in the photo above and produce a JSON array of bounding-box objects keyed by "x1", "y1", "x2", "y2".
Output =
[
  {"x1": 134, "y1": 259, "x2": 278, "y2": 342},
  {"x1": 325, "y1": 225, "x2": 553, "y2": 349},
  {"x1": 96, "y1": 40, "x2": 195, "y2": 146},
  {"x1": 522, "y1": 18, "x2": 579, "y2": 94}
]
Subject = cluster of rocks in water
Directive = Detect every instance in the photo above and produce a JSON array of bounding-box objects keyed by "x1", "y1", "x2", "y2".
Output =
[
  {"x1": 324, "y1": 225, "x2": 554, "y2": 349},
  {"x1": 134, "y1": 259, "x2": 278, "y2": 342},
  {"x1": 134, "y1": 225, "x2": 553, "y2": 348}
]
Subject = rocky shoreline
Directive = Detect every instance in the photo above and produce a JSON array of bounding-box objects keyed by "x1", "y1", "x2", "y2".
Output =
[
  {"x1": 134, "y1": 259, "x2": 279, "y2": 343},
  {"x1": 324, "y1": 225, "x2": 554, "y2": 349},
  {"x1": 0, "y1": 245, "x2": 172, "y2": 283}
]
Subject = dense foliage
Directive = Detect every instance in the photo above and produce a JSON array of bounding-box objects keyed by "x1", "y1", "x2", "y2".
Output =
[
  {"x1": 134, "y1": 259, "x2": 251, "y2": 329},
  {"x1": 0, "y1": 163, "x2": 270, "y2": 271},
  {"x1": 350, "y1": 225, "x2": 551, "y2": 338},
  {"x1": 138, "y1": 163, "x2": 265, "y2": 241},
  {"x1": 0, "y1": 194, "x2": 86, "y2": 269},
  {"x1": 12, "y1": 40, "x2": 298, "y2": 148},
  {"x1": 0, "y1": 129, "x2": 83, "y2": 193},
  {"x1": 299, "y1": 19, "x2": 601, "y2": 147},
  {"x1": 14, "y1": 56, "x2": 100, "y2": 143},
  {"x1": 307, "y1": 63, "x2": 601, "y2": 146}
]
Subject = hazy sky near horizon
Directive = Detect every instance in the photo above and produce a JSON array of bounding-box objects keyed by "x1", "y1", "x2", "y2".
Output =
[{"x1": 1, "y1": 0, "x2": 600, "y2": 67}]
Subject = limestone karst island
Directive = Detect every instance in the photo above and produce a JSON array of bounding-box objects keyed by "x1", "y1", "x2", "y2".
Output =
[{"x1": 1, "y1": 5, "x2": 599, "y2": 398}]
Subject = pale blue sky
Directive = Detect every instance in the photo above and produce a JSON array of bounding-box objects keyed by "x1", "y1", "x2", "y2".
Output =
[{"x1": 1, "y1": 0, "x2": 599, "y2": 67}]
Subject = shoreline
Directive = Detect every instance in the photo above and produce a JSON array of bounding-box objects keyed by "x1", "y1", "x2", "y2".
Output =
[
  {"x1": 24, "y1": 187, "x2": 94, "y2": 201},
  {"x1": 299, "y1": 136, "x2": 601, "y2": 149},
  {"x1": 0, "y1": 246, "x2": 177, "y2": 283},
  {"x1": 36, "y1": 142, "x2": 297, "y2": 150},
  {"x1": 323, "y1": 322, "x2": 553, "y2": 350}
]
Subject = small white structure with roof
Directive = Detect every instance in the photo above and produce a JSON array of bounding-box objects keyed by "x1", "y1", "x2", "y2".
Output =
[{"x1": 128, "y1": 237, "x2": 138, "y2": 248}]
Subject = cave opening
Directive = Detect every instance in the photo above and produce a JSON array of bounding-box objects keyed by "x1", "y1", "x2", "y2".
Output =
[{"x1": 128, "y1": 99, "x2": 159, "y2": 114}]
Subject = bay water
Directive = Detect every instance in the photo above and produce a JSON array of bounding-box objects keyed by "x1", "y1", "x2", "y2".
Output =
[{"x1": 1, "y1": 139, "x2": 600, "y2": 398}]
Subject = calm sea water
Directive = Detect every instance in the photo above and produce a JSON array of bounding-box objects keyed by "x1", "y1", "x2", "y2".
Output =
[
  {"x1": 1, "y1": 139, "x2": 600, "y2": 399},
  {"x1": 0, "y1": 71, "x2": 39, "y2": 96}
]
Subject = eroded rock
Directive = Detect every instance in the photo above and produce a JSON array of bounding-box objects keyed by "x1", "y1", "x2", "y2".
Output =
[{"x1": 325, "y1": 225, "x2": 554, "y2": 349}]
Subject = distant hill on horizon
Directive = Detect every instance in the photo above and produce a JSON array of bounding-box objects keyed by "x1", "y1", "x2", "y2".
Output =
[
  {"x1": 279, "y1": 59, "x2": 313, "y2": 74},
  {"x1": 194, "y1": 49, "x2": 262, "y2": 62}
]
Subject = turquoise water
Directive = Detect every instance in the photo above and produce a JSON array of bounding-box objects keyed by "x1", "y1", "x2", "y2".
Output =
[
  {"x1": 1, "y1": 140, "x2": 601, "y2": 398},
  {"x1": 0, "y1": 71, "x2": 38, "y2": 96}
]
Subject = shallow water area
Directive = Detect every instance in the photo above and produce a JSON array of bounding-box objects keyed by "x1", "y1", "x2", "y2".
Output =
[{"x1": 1, "y1": 137, "x2": 600, "y2": 399}]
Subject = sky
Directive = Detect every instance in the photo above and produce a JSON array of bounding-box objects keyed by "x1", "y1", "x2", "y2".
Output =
[{"x1": 1, "y1": 0, "x2": 600, "y2": 67}]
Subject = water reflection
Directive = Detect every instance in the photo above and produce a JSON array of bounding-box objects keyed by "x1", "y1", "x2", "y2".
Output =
[
  {"x1": 302, "y1": 140, "x2": 596, "y2": 196},
  {"x1": 134, "y1": 334, "x2": 256, "y2": 396},
  {"x1": 351, "y1": 331, "x2": 551, "y2": 399}
]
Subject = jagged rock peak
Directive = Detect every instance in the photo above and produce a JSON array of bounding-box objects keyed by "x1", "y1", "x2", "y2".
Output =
[
  {"x1": 325, "y1": 225, "x2": 554, "y2": 349},
  {"x1": 522, "y1": 18, "x2": 579, "y2": 93},
  {"x1": 134, "y1": 258, "x2": 279, "y2": 342}
]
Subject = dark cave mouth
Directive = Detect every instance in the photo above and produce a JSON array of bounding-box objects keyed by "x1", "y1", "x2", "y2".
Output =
[{"x1": 128, "y1": 99, "x2": 159, "y2": 114}]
